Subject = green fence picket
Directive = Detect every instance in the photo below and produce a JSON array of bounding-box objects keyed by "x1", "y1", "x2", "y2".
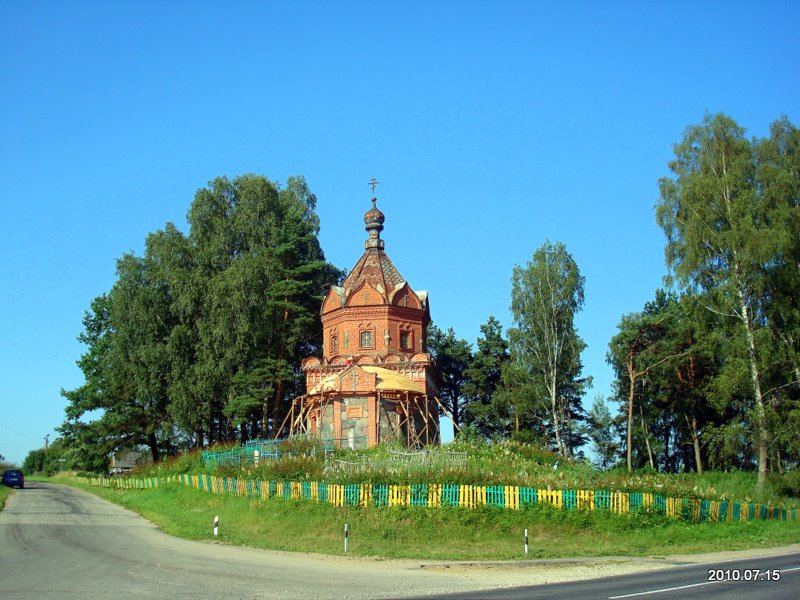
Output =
[
  {"x1": 519, "y1": 487, "x2": 537, "y2": 507},
  {"x1": 319, "y1": 482, "x2": 328, "y2": 503},
  {"x1": 344, "y1": 484, "x2": 360, "y2": 506},
  {"x1": 442, "y1": 484, "x2": 459, "y2": 507},
  {"x1": 373, "y1": 484, "x2": 388, "y2": 507}
]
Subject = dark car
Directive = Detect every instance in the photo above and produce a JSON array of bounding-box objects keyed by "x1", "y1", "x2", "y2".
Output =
[{"x1": 2, "y1": 469, "x2": 24, "y2": 488}]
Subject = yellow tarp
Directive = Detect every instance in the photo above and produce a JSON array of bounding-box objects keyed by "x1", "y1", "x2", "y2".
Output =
[{"x1": 308, "y1": 365, "x2": 422, "y2": 394}]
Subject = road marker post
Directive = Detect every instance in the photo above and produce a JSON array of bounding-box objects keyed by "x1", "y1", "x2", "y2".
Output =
[
  {"x1": 214, "y1": 515, "x2": 219, "y2": 537},
  {"x1": 344, "y1": 523, "x2": 349, "y2": 553},
  {"x1": 524, "y1": 528, "x2": 528, "y2": 555}
]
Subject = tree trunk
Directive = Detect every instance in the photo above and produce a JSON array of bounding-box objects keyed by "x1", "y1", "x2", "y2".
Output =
[
  {"x1": 271, "y1": 303, "x2": 291, "y2": 438},
  {"x1": 261, "y1": 393, "x2": 270, "y2": 438},
  {"x1": 565, "y1": 402, "x2": 574, "y2": 459},
  {"x1": 639, "y1": 405, "x2": 655, "y2": 469},
  {"x1": 737, "y1": 288, "x2": 768, "y2": 496},
  {"x1": 662, "y1": 425, "x2": 672, "y2": 473},
  {"x1": 148, "y1": 431, "x2": 160, "y2": 464},
  {"x1": 550, "y1": 379, "x2": 565, "y2": 457},
  {"x1": 626, "y1": 351, "x2": 636, "y2": 473},
  {"x1": 685, "y1": 413, "x2": 703, "y2": 475}
]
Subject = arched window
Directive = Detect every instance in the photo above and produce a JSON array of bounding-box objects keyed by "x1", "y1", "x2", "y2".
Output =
[
  {"x1": 330, "y1": 335, "x2": 338, "y2": 353},
  {"x1": 400, "y1": 331, "x2": 411, "y2": 350},
  {"x1": 360, "y1": 330, "x2": 373, "y2": 348}
]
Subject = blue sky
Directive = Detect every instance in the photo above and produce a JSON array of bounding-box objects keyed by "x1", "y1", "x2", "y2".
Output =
[{"x1": 1, "y1": 1, "x2": 798, "y2": 465}]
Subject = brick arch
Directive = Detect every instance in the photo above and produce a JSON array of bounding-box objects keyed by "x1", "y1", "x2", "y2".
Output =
[
  {"x1": 346, "y1": 280, "x2": 386, "y2": 307},
  {"x1": 390, "y1": 282, "x2": 421, "y2": 309}
]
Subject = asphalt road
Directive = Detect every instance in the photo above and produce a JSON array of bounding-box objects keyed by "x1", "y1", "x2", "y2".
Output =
[
  {"x1": 1, "y1": 482, "x2": 798, "y2": 599},
  {"x1": 422, "y1": 551, "x2": 800, "y2": 599}
]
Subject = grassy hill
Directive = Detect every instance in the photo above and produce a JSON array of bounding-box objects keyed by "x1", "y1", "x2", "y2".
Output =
[{"x1": 49, "y1": 439, "x2": 799, "y2": 560}]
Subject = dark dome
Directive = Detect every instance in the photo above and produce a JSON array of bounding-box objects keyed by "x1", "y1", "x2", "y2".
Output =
[{"x1": 364, "y1": 198, "x2": 385, "y2": 232}]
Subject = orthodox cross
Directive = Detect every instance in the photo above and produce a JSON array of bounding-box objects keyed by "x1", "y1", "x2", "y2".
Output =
[{"x1": 368, "y1": 177, "x2": 380, "y2": 195}]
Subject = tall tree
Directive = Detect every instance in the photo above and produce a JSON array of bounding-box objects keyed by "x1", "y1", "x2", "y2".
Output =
[
  {"x1": 507, "y1": 240, "x2": 587, "y2": 457},
  {"x1": 60, "y1": 247, "x2": 177, "y2": 466},
  {"x1": 61, "y1": 173, "x2": 340, "y2": 465},
  {"x1": 656, "y1": 113, "x2": 798, "y2": 493},
  {"x1": 608, "y1": 291, "x2": 687, "y2": 472},
  {"x1": 182, "y1": 174, "x2": 338, "y2": 441},
  {"x1": 586, "y1": 395, "x2": 618, "y2": 469},
  {"x1": 463, "y1": 316, "x2": 510, "y2": 437},
  {"x1": 427, "y1": 324, "x2": 474, "y2": 437},
  {"x1": 757, "y1": 118, "x2": 800, "y2": 472}
]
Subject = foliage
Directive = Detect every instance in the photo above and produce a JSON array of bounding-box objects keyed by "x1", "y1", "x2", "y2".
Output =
[
  {"x1": 21, "y1": 437, "x2": 81, "y2": 476},
  {"x1": 463, "y1": 316, "x2": 511, "y2": 437},
  {"x1": 122, "y1": 439, "x2": 799, "y2": 506},
  {"x1": 427, "y1": 324, "x2": 474, "y2": 435},
  {"x1": 586, "y1": 395, "x2": 618, "y2": 469},
  {"x1": 774, "y1": 470, "x2": 800, "y2": 499},
  {"x1": 503, "y1": 240, "x2": 589, "y2": 457},
  {"x1": 656, "y1": 113, "x2": 800, "y2": 494},
  {"x1": 59, "y1": 174, "x2": 341, "y2": 469}
]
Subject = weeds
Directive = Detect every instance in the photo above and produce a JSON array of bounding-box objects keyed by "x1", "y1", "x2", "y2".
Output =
[{"x1": 125, "y1": 441, "x2": 800, "y2": 508}]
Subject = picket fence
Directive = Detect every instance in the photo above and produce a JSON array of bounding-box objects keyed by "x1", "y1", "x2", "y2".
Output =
[{"x1": 86, "y1": 475, "x2": 799, "y2": 524}]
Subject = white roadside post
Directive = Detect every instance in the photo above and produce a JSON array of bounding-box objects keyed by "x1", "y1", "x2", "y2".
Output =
[
  {"x1": 214, "y1": 515, "x2": 219, "y2": 537},
  {"x1": 524, "y1": 528, "x2": 528, "y2": 555},
  {"x1": 344, "y1": 523, "x2": 349, "y2": 553}
]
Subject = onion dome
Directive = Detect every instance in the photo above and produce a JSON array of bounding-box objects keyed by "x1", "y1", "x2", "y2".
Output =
[{"x1": 364, "y1": 197, "x2": 385, "y2": 249}]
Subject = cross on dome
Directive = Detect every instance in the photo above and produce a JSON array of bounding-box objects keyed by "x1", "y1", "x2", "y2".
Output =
[{"x1": 368, "y1": 177, "x2": 380, "y2": 195}]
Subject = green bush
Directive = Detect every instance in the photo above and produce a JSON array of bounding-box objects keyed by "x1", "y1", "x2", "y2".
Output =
[{"x1": 774, "y1": 470, "x2": 800, "y2": 498}]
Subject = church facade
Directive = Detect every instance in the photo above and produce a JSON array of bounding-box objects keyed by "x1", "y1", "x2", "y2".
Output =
[{"x1": 293, "y1": 187, "x2": 440, "y2": 448}]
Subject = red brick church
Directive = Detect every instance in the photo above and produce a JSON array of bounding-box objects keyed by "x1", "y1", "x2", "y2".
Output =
[{"x1": 288, "y1": 182, "x2": 440, "y2": 448}]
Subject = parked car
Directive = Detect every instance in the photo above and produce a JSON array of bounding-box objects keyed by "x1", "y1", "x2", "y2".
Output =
[{"x1": 2, "y1": 469, "x2": 24, "y2": 488}]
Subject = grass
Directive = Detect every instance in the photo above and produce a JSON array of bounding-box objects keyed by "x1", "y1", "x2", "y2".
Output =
[
  {"x1": 139, "y1": 440, "x2": 800, "y2": 508},
  {"x1": 0, "y1": 485, "x2": 12, "y2": 511},
  {"x1": 62, "y1": 477, "x2": 800, "y2": 560},
  {"x1": 49, "y1": 440, "x2": 799, "y2": 560}
]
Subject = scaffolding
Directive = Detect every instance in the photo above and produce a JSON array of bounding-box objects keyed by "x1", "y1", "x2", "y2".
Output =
[{"x1": 279, "y1": 389, "x2": 444, "y2": 449}]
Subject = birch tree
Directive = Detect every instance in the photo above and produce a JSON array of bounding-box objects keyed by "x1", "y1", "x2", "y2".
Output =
[
  {"x1": 507, "y1": 241, "x2": 586, "y2": 457},
  {"x1": 656, "y1": 113, "x2": 797, "y2": 494}
]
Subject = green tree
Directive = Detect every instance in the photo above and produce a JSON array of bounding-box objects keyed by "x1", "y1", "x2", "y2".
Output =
[
  {"x1": 60, "y1": 248, "x2": 177, "y2": 466},
  {"x1": 427, "y1": 324, "x2": 474, "y2": 437},
  {"x1": 463, "y1": 316, "x2": 510, "y2": 437},
  {"x1": 61, "y1": 173, "x2": 340, "y2": 461},
  {"x1": 184, "y1": 174, "x2": 339, "y2": 442},
  {"x1": 586, "y1": 395, "x2": 618, "y2": 469},
  {"x1": 507, "y1": 241, "x2": 587, "y2": 457},
  {"x1": 608, "y1": 291, "x2": 688, "y2": 472},
  {"x1": 656, "y1": 113, "x2": 798, "y2": 493}
]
